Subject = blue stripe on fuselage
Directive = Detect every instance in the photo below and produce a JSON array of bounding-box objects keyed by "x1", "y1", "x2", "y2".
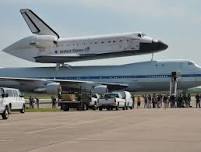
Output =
[{"x1": 36, "y1": 74, "x2": 201, "y2": 80}]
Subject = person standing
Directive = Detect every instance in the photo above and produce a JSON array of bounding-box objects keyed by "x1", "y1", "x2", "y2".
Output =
[
  {"x1": 133, "y1": 95, "x2": 135, "y2": 109},
  {"x1": 187, "y1": 93, "x2": 191, "y2": 107},
  {"x1": 152, "y1": 94, "x2": 157, "y2": 108},
  {"x1": 170, "y1": 95, "x2": 176, "y2": 108},
  {"x1": 144, "y1": 94, "x2": 148, "y2": 108},
  {"x1": 137, "y1": 96, "x2": 141, "y2": 109},
  {"x1": 35, "y1": 97, "x2": 39, "y2": 109},
  {"x1": 177, "y1": 94, "x2": 183, "y2": 108},
  {"x1": 163, "y1": 94, "x2": 169, "y2": 109},
  {"x1": 29, "y1": 96, "x2": 32, "y2": 108},
  {"x1": 147, "y1": 94, "x2": 152, "y2": 108},
  {"x1": 183, "y1": 94, "x2": 188, "y2": 108},
  {"x1": 195, "y1": 94, "x2": 200, "y2": 108},
  {"x1": 51, "y1": 96, "x2": 56, "y2": 109},
  {"x1": 29, "y1": 96, "x2": 34, "y2": 109}
]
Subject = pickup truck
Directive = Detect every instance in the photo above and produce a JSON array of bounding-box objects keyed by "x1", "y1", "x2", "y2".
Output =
[{"x1": 97, "y1": 92, "x2": 127, "y2": 111}]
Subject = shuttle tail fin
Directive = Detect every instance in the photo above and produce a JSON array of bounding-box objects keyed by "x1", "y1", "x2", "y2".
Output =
[{"x1": 20, "y1": 9, "x2": 60, "y2": 39}]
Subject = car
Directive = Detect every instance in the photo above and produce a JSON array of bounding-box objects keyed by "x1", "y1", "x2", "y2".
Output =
[{"x1": 0, "y1": 88, "x2": 25, "y2": 119}]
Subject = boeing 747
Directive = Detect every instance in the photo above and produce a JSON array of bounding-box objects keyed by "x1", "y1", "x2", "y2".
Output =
[{"x1": 0, "y1": 60, "x2": 199, "y2": 94}]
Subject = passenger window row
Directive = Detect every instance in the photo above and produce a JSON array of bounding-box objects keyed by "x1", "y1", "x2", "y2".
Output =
[{"x1": 61, "y1": 39, "x2": 131, "y2": 47}]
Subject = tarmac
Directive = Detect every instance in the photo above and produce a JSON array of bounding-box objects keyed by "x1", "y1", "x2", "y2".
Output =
[{"x1": 1, "y1": 109, "x2": 201, "y2": 152}]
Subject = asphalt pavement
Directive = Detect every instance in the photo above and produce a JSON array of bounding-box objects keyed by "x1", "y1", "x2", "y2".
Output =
[{"x1": 0, "y1": 109, "x2": 201, "y2": 152}]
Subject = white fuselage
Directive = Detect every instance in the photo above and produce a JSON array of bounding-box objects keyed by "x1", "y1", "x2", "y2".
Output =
[{"x1": 0, "y1": 60, "x2": 200, "y2": 92}]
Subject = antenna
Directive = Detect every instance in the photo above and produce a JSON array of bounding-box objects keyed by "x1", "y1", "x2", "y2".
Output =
[
  {"x1": 54, "y1": 63, "x2": 60, "y2": 80},
  {"x1": 151, "y1": 53, "x2": 154, "y2": 61}
]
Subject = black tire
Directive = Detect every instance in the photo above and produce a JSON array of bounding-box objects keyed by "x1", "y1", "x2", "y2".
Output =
[
  {"x1": 20, "y1": 104, "x2": 25, "y2": 113},
  {"x1": 99, "y1": 107, "x2": 102, "y2": 111},
  {"x1": 93, "y1": 102, "x2": 97, "y2": 110},
  {"x1": 125, "y1": 104, "x2": 128, "y2": 110},
  {"x1": 116, "y1": 103, "x2": 119, "y2": 110},
  {"x1": 106, "y1": 107, "x2": 110, "y2": 111},
  {"x1": 83, "y1": 104, "x2": 87, "y2": 111},
  {"x1": 123, "y1": 103, "x2": 126, "y2": 110},
  {"x1": 93, "y1": 106, "x2": 97, "y2": 110},
  {"x1": 2, "y1": 106, "x2": 9, "y2": 120},
  {"x1": 63, "y1": 104, "x2": 69, "y2": 111},
  {"x1": 130, "y1": 101, "x2": 134, "y2": 110}
]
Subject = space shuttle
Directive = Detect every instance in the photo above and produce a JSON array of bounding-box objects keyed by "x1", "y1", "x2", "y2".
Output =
[{"x1": 3, "y1": 9, "x2": 168, "y2": 64}]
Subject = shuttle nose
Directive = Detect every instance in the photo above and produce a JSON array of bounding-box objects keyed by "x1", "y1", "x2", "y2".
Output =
[
  {"x1": 140, "y1": 40, "x2": 168, "y2": 52},
  {"x1": 153, "y1": 40, "x2": 168, "y2": 51}
]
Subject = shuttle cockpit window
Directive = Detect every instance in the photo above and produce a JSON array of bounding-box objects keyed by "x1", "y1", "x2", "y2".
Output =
[
  {"x1": 137, "y1": 33, "x2": 146, "y2": 38},
  {"x1": 137, "y1": 34, "x2": 142, "y2": 38}
]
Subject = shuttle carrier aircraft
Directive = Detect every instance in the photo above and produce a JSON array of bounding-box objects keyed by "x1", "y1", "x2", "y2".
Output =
[
  {"x1": 0, "y1": 60, "x2": 200, "y2": 93},
  {"x1": 3, "y1": 9, "x2": 168, "y2": 64}
]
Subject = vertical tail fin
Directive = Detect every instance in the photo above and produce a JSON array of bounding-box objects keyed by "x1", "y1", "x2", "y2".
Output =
[{"x1": 20, "y1": 9, "x2": 60, "y2": 39}]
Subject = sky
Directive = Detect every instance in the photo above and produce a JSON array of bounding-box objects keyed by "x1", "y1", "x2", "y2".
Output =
[{"x1": 0, "y1": 0, "x2": 201, "y2": 67}]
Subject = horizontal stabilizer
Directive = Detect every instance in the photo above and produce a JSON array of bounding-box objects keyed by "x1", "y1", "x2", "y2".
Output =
[{"x1": 20, "y1": 9, "x2": 59, "y2": 38}]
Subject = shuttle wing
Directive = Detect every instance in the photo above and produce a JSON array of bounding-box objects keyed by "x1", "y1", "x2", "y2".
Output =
[{"x1": 0, "y1": 77, "x2": 128, "y2": 93}]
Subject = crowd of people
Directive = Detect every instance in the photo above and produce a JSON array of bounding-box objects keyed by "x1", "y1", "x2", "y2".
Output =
[
  {"x1": 29, "y1": 96, "x2": 40, "y2": 109},
  {"x1": 28, "y1": 93, "x2": 201, "y2": 109},
  {"x1": 135, "y1": 93, "x2": 194, "y2": 109},
  {"x1": 29, "y1": 96, "x2": 57, "y2": 109}
]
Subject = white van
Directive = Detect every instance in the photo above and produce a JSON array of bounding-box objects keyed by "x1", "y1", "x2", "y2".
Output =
[
  {"x1": 113, "y1": 91, "x2": 134, "y2": 110},
  {"x1": 0, "y1": 88, "x2": 25, "y2": 119}
]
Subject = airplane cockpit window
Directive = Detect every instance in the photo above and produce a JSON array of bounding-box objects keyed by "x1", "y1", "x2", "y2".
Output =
[{"x1": 187, "y1": 61, "x2": 194, "y2": 66}]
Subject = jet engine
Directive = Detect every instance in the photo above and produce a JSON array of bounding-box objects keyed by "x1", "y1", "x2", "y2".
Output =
[
  {"x1": 92, "y1": 85, "x2": 108, "y2": 94},
  {"x1": 46, "y1": 82, "x2": 61, "y2": 94}
]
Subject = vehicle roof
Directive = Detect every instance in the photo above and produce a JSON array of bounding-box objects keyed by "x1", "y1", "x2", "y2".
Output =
[{"x1": 0, "y1": 87, "x2": 19, "y2": 91}]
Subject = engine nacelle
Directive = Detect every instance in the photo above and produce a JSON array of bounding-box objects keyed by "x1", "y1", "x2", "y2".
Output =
[
  {"x1": 46, "y1": 82, "x2": 61, "y2": 94},
  {"x1": 92, "y1": 85, "x2": 108, "y2": 94},
  {"x1": 29, "y1": 35, "x2": 57, "y2": 48}
]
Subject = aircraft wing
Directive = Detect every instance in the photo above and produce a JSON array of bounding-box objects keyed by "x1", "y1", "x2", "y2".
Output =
[
  {"x1": 0, "y1": 77, "x2": 128, "y2": 93},
  {"x1": 54, "y1": 79, "x2": 128, "y2": 91}
]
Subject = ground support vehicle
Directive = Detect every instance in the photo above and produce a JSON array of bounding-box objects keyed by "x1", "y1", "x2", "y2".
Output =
[
  {"x1": 58, "y1": 91, "x2": 91, "y2": 111},
  {"x1": 0, "y1": 88, "x2": 25, "y2": 119},
  {"x1": 97, "y1": 92, "x2": 127, "y2": 111}
]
